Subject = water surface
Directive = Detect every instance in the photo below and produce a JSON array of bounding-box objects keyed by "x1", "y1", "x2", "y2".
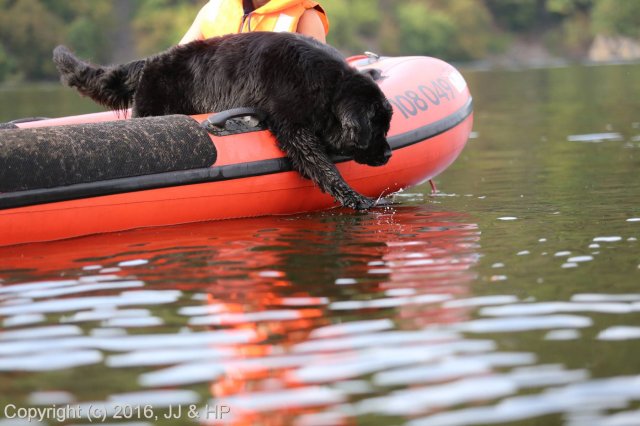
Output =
[{"x1": 1, "y1": 63, "x2": 640, "y2": 425}]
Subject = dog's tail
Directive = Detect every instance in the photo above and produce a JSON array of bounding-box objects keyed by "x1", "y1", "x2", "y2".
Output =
[{"x1": 53, "y1": 45, "x2": 145, "y2": 112}]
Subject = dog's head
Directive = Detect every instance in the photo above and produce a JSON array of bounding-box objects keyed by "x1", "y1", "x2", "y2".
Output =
[{"x1": 329, "y1": 73, "x2": 393, "y2": 167}]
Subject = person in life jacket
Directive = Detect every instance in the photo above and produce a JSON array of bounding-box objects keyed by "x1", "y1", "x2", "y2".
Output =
[{"x1": 180, "y1": 0, "x2": 329, "y2": 44}]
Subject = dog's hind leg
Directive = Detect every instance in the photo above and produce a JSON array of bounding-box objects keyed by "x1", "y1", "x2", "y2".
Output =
[{"x1": 273, "y1": 126, "x2": 374, "y2": 211}]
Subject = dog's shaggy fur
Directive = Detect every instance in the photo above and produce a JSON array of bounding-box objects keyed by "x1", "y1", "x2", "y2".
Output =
[{"x1": 53, "y1": 32, "x2": 393, "y2": 210}]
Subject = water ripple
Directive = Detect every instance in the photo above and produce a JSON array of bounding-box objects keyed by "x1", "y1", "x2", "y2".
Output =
[
  {"x1": 454, "y1": 315, "x2": 593, "y2": 333},
  {"x1": 358, "y1": 376, "x2": 517, "y2": 416},
  {"x1": 0, "y1": 290, "x2": 181, "y2": 316},
  {"x1": 290, "y1": 340, "x2": 494, "y2": 384},
  {"x1": 0, "y1": 350, "x2": 103, "y2": 371},
  {"x1": 480, "y1": 302, "x2": 634, "y2": 316},
  {"x1": 208, "y1": 386, "x2": 345, "y2": 414},
  {"x1": 597, "y1": 326, "x2": 640, "y2": 340}
]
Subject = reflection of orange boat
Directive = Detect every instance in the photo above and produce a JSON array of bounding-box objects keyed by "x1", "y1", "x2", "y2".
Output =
[
  {"x1": 197, "y1": 213, "x2": 479, "y2": 426},
  {"x1": 0, "y1": 55, "x2": 473, "y2": 246},
  {"x1": 0, "y1": 209, "x2": 480, "y2": 425}
]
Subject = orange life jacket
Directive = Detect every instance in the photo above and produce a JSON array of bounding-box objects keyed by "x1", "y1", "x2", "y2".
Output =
[{"x1": 199, "y1": 0, "x2": 329, "y2": 39}]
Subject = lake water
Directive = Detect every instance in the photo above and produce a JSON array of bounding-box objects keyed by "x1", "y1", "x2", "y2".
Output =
[{"x1": 1, "y1": 63, "x2": 639, "y2": 426}]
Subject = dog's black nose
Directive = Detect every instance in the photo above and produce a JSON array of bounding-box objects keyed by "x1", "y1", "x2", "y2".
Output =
[{"x1": 372, "y1": 147, "x2": 392, "y2": 166}]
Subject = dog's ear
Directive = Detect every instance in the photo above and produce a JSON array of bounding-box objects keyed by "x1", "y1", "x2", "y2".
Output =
[
  {"x1": 329, "y1": 72, "x2": 384, "y2": 152},
  {"x1": 332, "y1": 99, "x2": 373, "y2": 151}
]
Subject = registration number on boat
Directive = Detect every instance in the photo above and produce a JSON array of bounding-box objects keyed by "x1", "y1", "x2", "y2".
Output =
[{"x1": 389, "y1": 78, "x2": 456, "y2": 119}]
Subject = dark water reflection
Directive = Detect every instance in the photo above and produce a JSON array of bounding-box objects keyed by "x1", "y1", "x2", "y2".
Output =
[{"x1": 1, "y1": 63, "x2": 640, "y2": 426}]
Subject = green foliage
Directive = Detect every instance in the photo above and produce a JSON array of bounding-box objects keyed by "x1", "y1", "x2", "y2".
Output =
[
  {"x1": 322, "y1": 0, "x2": 382, "y2": 53},
  {"x1": 559, "y1": 10, "x2": 593, "y2": 56},
  {"x1": 0, "y1": 0, "x2": 639, "y2": 83},
  {"x1": 547, "y1": 0, "x2": 594, "y2": 15},
  {"x1": 484, "y1": 0, "x2": 540, "y2": 31},
  {"x1": 0, "y1": 0, "x2": 64, "y2": 80},
  {"x1": 591, "y1": 0, "x2": 640, "y2": 38},
  {"x1": 437, "y1": 0, "x2": 495, "y2": 60},
  {"x1": 132, "y1": 1, "x2": 202, "y2": 55},
  {"x1": 40, "y1": 0, "x2": 112, "y2": 22},
  {"x1": 0, "y1": 0, "x2": 116, "y2": 81},
  {"x1": 324, "y1": 0, "x2": 494, "y2": 60},
  {"x1": 0, "y1": 44, "x2": 16, "y2": 82},
  {"x1": 40, "y1": 0, "x2": 114, "y2": 62},
  {"x1": 66, "y1": 18, "x2": 110, "y2": 62},
  {"x1": 396, "y1": 3, "x2": 456, "y2": 57}
]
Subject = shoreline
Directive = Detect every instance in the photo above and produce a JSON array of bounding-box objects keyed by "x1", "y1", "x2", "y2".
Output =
[{"x1": 1, "y1": 58, "x2": 639, "y2": 89}]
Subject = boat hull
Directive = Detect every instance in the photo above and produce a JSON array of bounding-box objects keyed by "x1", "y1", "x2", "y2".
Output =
[{"x1": 0, "y1": 55, "x2": 473, "y2": 246}]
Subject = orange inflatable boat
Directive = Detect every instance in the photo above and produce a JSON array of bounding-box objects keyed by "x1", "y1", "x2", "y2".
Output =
[{"x1": 0, "y1": 54, "x2": 473, "y2": 246}]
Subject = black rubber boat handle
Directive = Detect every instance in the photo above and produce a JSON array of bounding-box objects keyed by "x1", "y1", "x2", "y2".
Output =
[{"x1": 206, "y1": 107, "x2": 268, "y2": 129}]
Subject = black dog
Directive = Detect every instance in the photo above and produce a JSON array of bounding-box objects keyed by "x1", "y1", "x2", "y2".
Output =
[{"x1": 53, "y1": 32, "x2": 393, "y2": 210}]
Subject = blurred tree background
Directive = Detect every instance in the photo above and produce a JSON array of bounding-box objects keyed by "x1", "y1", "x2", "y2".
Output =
[{"x1": 0, "y1": 0, "x2": 638, "y2": 82}]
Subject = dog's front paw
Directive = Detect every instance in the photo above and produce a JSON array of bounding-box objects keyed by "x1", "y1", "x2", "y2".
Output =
[{"x1": 343, "y1": 194, "x2": 375, "y2": 211}]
